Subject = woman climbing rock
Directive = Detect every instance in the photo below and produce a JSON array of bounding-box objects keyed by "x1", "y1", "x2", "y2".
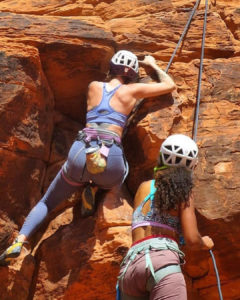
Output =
[
  {"x1": 117, "y1": 134, "x2": 214, "y2": 300},
  {"x1": 0, "y1": 50, "x2": 176, "y2": 265}
]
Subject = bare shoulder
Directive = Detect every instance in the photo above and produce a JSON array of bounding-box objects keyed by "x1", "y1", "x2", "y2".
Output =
[
  {"x1": 123, "y1": 79, "x2": 175, "y2": 100},
  {"x1": 120, "y1": 82, "x2": 142, "y2": 93},
  {"x1": 87, "y1": 81, "x2": 103, "y2": 98},
  {"x1": 134, "y1": 180, "x2": 152, "y2": 209},
  {"x1": 138, "y1": 180, "x2": 152, "y2": 190},
  {"x1": 120, "y1": 82, "x2": 152, "y2": 99},
  {"x1": 88, "y1": 81, "x2": 102, "y2": 89}
]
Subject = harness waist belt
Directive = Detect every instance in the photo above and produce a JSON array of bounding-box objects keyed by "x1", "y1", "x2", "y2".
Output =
[
  {"x1": 76, "y1": 127, "x2": 121, "y2": 145},
  {"x1": 132, "y1": 235, "x2": 178, "y2": 246}
]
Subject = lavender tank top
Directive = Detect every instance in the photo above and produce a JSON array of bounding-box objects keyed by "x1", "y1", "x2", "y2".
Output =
[{"x1": 86, "y1": 83, "x2": 128, "y2": 128}]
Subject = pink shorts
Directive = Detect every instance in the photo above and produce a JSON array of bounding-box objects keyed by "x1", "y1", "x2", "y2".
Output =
[{"x1": 119, "y1": 249, "x2": 187, "y2": 300}]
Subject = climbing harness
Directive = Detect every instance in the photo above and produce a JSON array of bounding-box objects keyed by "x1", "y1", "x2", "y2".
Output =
[
  {"x1": 75, "y1": 127, "x2": 128, "y2": 217},
  {"x1": 116, "y1": 237, "x2": 184, "y2": 300},
  {"x1": 76, "y1": 127, "x2": 122, "y2": 174},
  {"x1": 117, "y1": 0, "x2": 223, "y2": 299}
]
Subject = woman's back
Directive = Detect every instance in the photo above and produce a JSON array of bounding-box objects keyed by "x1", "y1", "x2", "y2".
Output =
[
  {"x1": 86, "y1": 80, "x2": 137, "y2": 137},
  {"x1": 132, "y1": 179, "x2": 180, "y2": 244},
  {"x1": 117, "y1": 134, "x2": 214, "y2": 300}
]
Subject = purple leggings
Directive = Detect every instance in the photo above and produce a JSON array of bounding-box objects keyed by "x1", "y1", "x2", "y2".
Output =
[
  {"x1": 119, "y1": 249, "x2": 187, "y2": 300},
  {"x1": 19, "y1": 139, "x2": 127, "y2": 238}
]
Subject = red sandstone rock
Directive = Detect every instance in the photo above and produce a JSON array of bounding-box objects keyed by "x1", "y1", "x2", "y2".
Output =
[{"x1": 0, "y1": 1, "x2": 239, "y2": 300}]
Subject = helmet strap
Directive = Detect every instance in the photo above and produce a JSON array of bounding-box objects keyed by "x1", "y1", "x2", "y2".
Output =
[
  {"x1": 154, "y1": 165, "x2": 169, "y2": 173},
  {"x1": 154, "y1": 152, "x2": 169, "y2": 173}
]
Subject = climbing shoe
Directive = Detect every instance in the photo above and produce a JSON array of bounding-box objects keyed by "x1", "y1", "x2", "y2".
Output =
[
  {"x1": 0, "y1": 238, "x2": 28, "y2": 266},
  {"x1": 81, "y1": 184, "x2": 98, "y2": 218}
]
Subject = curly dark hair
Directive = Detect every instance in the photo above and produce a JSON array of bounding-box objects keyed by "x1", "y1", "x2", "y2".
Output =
[{"x1": 153, "y1": 167, "x2": 193, "y2": 211}]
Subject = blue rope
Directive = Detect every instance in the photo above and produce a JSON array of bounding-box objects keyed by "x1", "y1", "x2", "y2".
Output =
[
  {"x1": 210, "y1": 250, "x2": 224, "y2": 300},
  {"x1": 191, "y1": 1, "x2": 223, "y2": 299},
  {"x1": 116, "y1": 284, "x2": 121, "y2": 300}
]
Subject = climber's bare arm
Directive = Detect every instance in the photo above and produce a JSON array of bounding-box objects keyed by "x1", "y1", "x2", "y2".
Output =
[
  {"x1": 129, "y1": 55, "x2": 176, "y2": 99},
  {"x1": 180, "y1": 194, "x2": 214, "y2": 250}
]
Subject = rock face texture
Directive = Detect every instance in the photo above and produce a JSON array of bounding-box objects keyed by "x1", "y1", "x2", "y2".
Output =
[{"x1": 0, "y1": 0, "x2": 239, "y2": 299}]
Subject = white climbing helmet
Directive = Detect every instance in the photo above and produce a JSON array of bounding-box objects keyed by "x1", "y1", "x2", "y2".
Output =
[
  {"x1": 110, "y1": 50, "x2": 139, "y2": 80},
  {"x1": 160, "y1": 134, "x2": 198, "y2": 171}
]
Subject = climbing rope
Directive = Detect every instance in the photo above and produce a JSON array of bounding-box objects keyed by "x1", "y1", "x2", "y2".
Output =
[
  {"x1": 210, "y1": 249, "x2": 224, "y2": 300},
  {"x1": 165, "y1": 0, "x2": 201, "y2": 73},
  {"x1": 192, "y1": 0, "x2": 208, "y2": 141},
  {"x1": 191, "y1": 1, "x2": 223, "y2": 299},
  {"x1": 122, "y1": 0, "x2": 201, "y2": 139}
]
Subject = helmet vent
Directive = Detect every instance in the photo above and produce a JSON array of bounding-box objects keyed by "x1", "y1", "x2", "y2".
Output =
[
  {"x1": 163, "y1": 154, "x2": 170, "y2": 161},
  {"x1": 175, "y1": 157, "x2": 182, "y2": 164},
  {"x1": 165, "y1": 145, "x2": 172, "y2": 151},
  {"x1": 186, "y1": 159, "x2": 191, "y2": 167},
  {"x1": 176, "y1": 148, "x2": 183, "y2": 154},
  {"x1": 127, "y1": 59, "x2": 131, "y2": 65},
  {"x1": 193, "y1": 150, "x2": 197, "y2": 156},
  {"x1": 189, "y1": 151, "x2": 193, "y2": 157}
]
